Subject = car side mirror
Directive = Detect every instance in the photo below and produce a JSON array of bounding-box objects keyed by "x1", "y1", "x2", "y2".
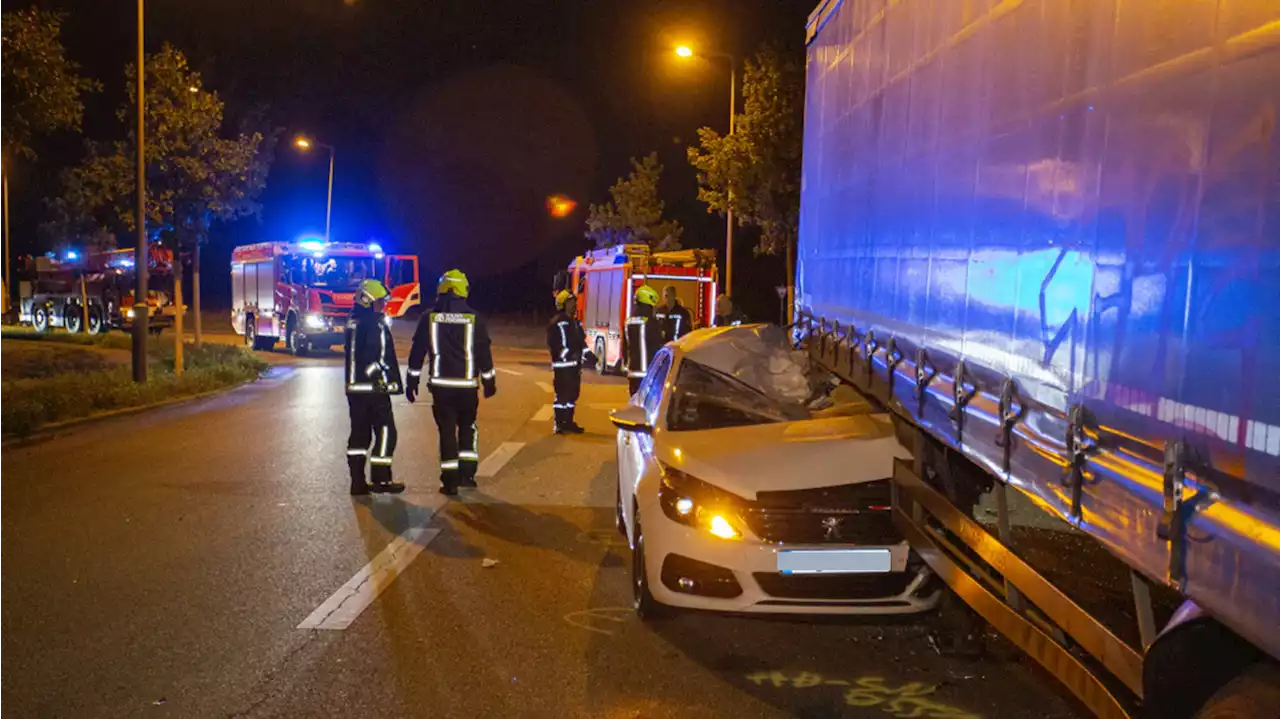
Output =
[{"x1": 610, "y1": 404, "x2": 653, "y2": 434}]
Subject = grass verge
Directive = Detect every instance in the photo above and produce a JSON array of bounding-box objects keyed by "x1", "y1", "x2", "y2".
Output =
[{"x1": 2, "y1": 342, "x2": 267, "y2": 438}]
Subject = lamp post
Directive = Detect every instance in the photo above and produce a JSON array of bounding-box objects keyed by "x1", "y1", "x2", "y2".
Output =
[
  {"x1": 294, "y1": 137, "x2": 335, "y2": 243},
  {"x1": 675, "y1": 45, "x2": 737, "y2": 297},
  {"x1": 132, "y1": 0, "x2": 149, "y2": 383}
]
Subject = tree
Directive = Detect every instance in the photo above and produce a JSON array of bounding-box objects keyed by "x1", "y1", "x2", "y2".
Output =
[
  {"x1": 585, "y1": 152, "x2": 683, "y2": 251},
  {"x1": 51, "y1": 44, "x2": 279, "y2": 344},
  {"x1": 1, "y1": 7, "x2": 99, "y2": 161},
  {"x1": 687, "y1": 46, "x2": 803, "y2": 258}
]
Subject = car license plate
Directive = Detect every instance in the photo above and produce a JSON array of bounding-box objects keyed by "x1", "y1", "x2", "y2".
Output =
[{"x1": 777, "y1": 549, "x2": 891, "y2": 574}]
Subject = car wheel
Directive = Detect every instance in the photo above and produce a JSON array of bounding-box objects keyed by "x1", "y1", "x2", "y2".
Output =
[
  {"x1": 32, "y1": 306, "x2": 50, "y2": 333},
  {"x1": 631, "y1": 504, "x2": 672, "y2": 620},
  {"x1": 595, "y1": 337, "x2": 607, "y2": 374},
  {"x1": 64, "y1": 304, "x2": 83, "y2": 333}
]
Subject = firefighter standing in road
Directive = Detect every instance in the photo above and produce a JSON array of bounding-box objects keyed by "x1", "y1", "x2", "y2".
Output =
[
  {"x1": 656, "y1": 286, "x2": 694, "y2": 343},
  {"x1": 624, "y1": 284, "x2": 664, "y2": 395},
  {"x1": 405, "y1": 270, "x2": 497, "y2": 496},
  {"x1": 547, "y1": 290, "x2": 595, "y2": 434},
  {"x1": 344, "y1": 279, "x2": 405, "y2": 496},
  {"x1": 713, "y1": 293, "x2": 748, "y2": 327}
]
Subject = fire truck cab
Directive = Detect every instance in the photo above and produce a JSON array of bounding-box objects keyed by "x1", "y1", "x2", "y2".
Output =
[
  {"x1": 231, "y1": 240, "x2": 420, "y2": 355},
  {"x1": 555, "y1": 244, "x2": 717, "y2": 374}
]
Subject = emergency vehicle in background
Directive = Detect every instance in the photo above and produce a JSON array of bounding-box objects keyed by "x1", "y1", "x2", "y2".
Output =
[
  {"x1": 555, "y1": 245, "x2": 717, "y2": 374},
  {"x1": 231, "y1": 239, "x2": 420, "y2": 355},
  {"x1": 16, "y1": 246, "x2": 177, "y2": 334}
]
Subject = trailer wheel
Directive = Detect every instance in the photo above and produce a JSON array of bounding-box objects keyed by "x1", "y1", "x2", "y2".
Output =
[
  {"x1": 32, "y1": 306, "x2": 50, "y2": 333},
  {"x1": 1195, "y1": 663, "x2": 1280, "y2": 719},
  {"x1": 64, "y1": 303, "x2": 83, "y2": 333}
]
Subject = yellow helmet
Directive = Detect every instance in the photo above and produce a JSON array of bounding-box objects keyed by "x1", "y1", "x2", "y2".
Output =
[
  {"x1": 437, "y1": 269, "x2": 469, "y2": 298},
  {"x1": 555, "y1": 290, "x2": 574, "y2": 310},
  {"x1": 634, "y1": 284, "x2": 659, "y2": 307},
  {"x1": 357, "y1": 279, "x2": 389, "y2": 307}
]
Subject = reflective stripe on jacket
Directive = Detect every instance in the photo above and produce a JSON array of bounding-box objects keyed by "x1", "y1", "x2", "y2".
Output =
[
  {"x1": 407, "y1": 295, "x2": 495, "y2": 388},
  {"x1": 547, "y1": 311, "x2": 587, "y2": 369},
  {"x1": 344, "y1": 305, "x2": 403, "y2": 394}
]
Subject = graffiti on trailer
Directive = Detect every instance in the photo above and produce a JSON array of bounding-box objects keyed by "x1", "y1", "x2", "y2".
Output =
[{"x1": 745, "y1": 671, "x2": 981, "y2": 718}]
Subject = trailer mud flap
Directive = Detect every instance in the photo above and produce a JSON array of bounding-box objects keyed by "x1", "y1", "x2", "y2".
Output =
[{"x1": 892, "y1": 458, "x2": 1140, "y2": 718}]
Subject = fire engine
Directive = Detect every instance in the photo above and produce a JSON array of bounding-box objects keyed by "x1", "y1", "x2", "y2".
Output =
[
  {"x1": 555, "y1": 244, "x2": 717, "y2": 374},
  {"x1": 16, "y1": 246, "x2": 177, "y2": 334},
  {"x1": 231, "y1": 239, "x2": 420, "y2": 355}
]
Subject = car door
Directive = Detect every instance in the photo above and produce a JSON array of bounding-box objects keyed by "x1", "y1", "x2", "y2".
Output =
[
  {"x1": 383, "y1": 255, "x2": 420, "y2": 318},
  {"x1": 619, "y1": 349, "x2": 674, "y2": 537}
]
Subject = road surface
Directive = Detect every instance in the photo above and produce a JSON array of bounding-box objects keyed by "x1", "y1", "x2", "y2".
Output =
[{"x1": 2, "y1": 341, "x2": 1083, "y2": 718}]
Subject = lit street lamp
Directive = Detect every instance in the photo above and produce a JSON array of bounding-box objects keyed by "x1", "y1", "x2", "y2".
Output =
[
  {"x1": 674, "y1": 44, "x2": 738, "y2": 296},
  {"x1": 294, "y1": 136, "x2": 336, "y2": 243}
]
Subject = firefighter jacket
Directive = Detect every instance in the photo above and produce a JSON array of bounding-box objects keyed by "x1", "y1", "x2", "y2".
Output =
[
  {"x1": 407, "y1": 294, "x2": 496, "y2": 389},
  {"x1": 656, "y1": 301, "x2": 694, "y2": 343},
  {"x1": 345, "y1": 304, "x2": 403, "y2": 395},
  {"x1": 547, "y1": 311, "x2": 588, "y2": 369},
  {"x1": 624, "y1": 304, "x2": 665, "y2": 380}
]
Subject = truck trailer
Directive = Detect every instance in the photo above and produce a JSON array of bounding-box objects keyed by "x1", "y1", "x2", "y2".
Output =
[{"x1": 798, "y1": 1, "x2": 1279, "y2": 716}]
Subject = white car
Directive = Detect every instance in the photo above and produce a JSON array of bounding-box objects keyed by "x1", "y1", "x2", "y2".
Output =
[{"x1": 611, "y1": 326, "x2": 941, "y2": 619}]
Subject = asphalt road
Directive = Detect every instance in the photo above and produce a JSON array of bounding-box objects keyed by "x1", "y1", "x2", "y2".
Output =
[{"x1": 2, "y1": 339, "x2": 1084, "y2": 718}]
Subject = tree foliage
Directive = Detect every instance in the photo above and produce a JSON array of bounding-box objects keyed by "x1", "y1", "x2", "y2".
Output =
[
  {"x1": 585, "y1": 152, "x2": 683, "y2": 251},
  {"x1": 687, "y1": 45, "x2": 803, "y2": 256},
  {"x1": 48, "y1": 44, "x2": 278, "y2": 250},
  {"x1": 1, "y1": 7, "x2": 99, "y2": 161}
]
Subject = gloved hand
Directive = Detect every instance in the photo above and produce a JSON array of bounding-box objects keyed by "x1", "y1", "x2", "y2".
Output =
[
  {"x1": 482, "y1": 377, "x2": 497, "y2": 399},
  {"x1": 583, "y1": 351, "x2": 597, "y2": 368},
  {"x1": 406, "y1": 375, "x2": 420, "y2": 403}
]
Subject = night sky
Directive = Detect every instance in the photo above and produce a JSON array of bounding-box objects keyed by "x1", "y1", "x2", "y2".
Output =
[{"x1": 10, "y1": 0, "x2": 810, "y2": 314}]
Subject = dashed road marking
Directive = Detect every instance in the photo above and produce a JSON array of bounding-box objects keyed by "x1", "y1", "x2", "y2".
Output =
[
  {"x1": 298, "y1": 527, "x2": 440, "y2": 631},
  {"x1": 532, "y1": 404, "x2": 554, "y2": 422},
  {"x1": 536, "y1": 381, "x2": 553, "y2": 394},
  {"x1": 477, "y1": 441, "x2": 525, "y2": 477},
  {"x1": 496, "y1": 367, "x2": 522, "y2": 377}
]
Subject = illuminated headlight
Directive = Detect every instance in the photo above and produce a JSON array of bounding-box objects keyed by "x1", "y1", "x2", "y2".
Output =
[
  {"x1": 305, "y1": 313, "x2": 326, "y2": 330},
  {"x1": 658, "y1": 462, "x2": 744, "y2": 540},
  {"x1": 125, "y1": 308, "x2": 134, "y2": 318}
]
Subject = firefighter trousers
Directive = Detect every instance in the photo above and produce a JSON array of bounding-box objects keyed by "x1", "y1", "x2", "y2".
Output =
[
  {"x1": 347, "y1": 394, "x2": 397, "y2": 485},
  {"x1": 431, "y1": 386, "x2": 479, "y2": 487},
  {"x1": 552, "y1": 366, "x2": 582, "y2": 428}
]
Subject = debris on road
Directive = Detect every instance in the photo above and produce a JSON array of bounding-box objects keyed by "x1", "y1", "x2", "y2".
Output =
[{"x1": 481, "y1": 557, "x2": 499, "y2": 568}]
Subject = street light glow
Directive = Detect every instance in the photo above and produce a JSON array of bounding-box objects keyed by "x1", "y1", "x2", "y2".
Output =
[
  {"x1": 675, "y1": 45, "x2": 694, "y2": 58},
  {"x1": 294, "y1": 137, "x2": 312, "y2": 149},
  {"x1": 188, "y1": 86, "x2": 199, "y2": 93}
]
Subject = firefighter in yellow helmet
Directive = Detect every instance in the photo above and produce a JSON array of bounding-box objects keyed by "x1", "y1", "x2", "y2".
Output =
[
  {"x1": 406, "y1": 269, "x2": 496, "y2": 496},
  {"x1": 344, "y1": 279, "x2": 405, "y2": 495},
  {"x1": 623, "y1": 284, "x2": 664, "y2": 395},
  {"x1": 547, "y1": 289, "x2": 594, "y2": 434}
]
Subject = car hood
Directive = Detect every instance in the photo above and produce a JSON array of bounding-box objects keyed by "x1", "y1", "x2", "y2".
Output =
[{"x1": 655, "y1": 414, "x2": 909, "y2": 500}]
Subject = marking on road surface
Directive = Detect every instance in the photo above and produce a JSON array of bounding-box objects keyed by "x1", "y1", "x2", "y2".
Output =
[
  {"x1": 535, "y1": 381, "x2": 553, "y2": 394},
  {"x1": 298, "y1": 527, "x2": 440, "y2": 631},
  {"x1": 563, "y1": 607, "x2": 633, "y2": 636},
  {"x1": 745, "y1": 671, "x2": 981, "y2": 718},
  {"x1": 496, "y1": 367, "x2": 522, "y2": 377},
  {"x1": 588, "y1": 402, "x2": 621, "y2": 411},
  {"x1": 477, "y1": 441, "x2": 525, "y2": 477},
  {"x1": 532, "y1": 404, "x2": 554, "y2": 422}
]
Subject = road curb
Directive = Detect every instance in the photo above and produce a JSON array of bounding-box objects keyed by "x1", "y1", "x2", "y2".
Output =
[{"x1": 2, "y1": 378, "x2": 258, "y2": 449}]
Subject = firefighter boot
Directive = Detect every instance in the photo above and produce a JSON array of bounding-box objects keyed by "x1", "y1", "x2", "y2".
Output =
[
  {"x1": 439, "y1": 469, "x2": 459, "y2": 496},
  {"x1": 348, "y1": 456, "x2": 371, "y2": 496},
  {"x1": 564, "y1": 406, "x2": 585, "y2": 434},
  {"x1": 369, "y1": 464, "x2": 406, "y2": 494}
]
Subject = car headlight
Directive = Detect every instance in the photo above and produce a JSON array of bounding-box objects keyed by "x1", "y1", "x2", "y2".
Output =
[
  {"x1": 657, "y1": 462, "x2": 745, "y2": 540},
  {"x1": 305, "y1": 313, "x2": 326, "y2": 330}
]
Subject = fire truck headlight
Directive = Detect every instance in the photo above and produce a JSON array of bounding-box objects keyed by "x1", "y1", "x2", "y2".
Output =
[
  {"x1": 125, "y1": 308, "x2": 135, "y2": 319},
  {"x1": 305, "y1": 313, "x2": 326, "y2": 330}
]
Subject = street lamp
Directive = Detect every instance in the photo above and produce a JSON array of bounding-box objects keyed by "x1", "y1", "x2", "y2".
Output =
[
  {"x1": 294, "y1": 136, "x2": 335, "y2": 243},
  {"x1": 674, "y1": 43, "x2": 738, "y2": 296}
]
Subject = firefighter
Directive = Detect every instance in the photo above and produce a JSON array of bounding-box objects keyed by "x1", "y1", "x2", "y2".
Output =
[
  {"x1": 657, "y1": 285, "x2": 694, "y2": 342},
  {"x1": 405, "y1": 269, "x2": 497, "y2": 496},
  {"x1": 713, "y1": 293, "x2": 748, "y2": 327},
  {"x1": 547, "y1": 290, "x2": 595, "y2": 434},
  {"x1": 344, "y1": 279, "x2": 405, "y2": 496},
  {"x1": 624, "y1": 284, "x2": 664, "y2": 395}
]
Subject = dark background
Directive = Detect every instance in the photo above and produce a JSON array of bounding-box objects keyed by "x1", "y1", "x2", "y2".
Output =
[{"x1": 7, "y1": 0, "x2": 810, "y2": 318}]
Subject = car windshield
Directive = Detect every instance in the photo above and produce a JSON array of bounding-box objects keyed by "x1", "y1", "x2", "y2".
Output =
[
  {"x1": 666, "y1": 359, "x2": 807, "y2": 432},
  {"x1": 307, "y1": 256, "x2": 377, "y2": 290}
]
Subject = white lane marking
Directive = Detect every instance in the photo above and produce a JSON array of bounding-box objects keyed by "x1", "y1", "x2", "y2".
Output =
[
  {"x1": 532, "y1": 404, "x2": 554, "y2": 422},
  {"x1": 536, "y1": 381, "x2": 553, "y2": 394},
  {"x1": 496, "y1": 367, "x2": 522, "y2": 377},
  {"x1": 298, "y1": 527, "x2": 440, "y2": 631},
  {"x1": 589, "y1": 402, "x2": 621, "y2": 410},
  {"x1": 477, "y1": 441, "x2": 525, "y2": 477}
]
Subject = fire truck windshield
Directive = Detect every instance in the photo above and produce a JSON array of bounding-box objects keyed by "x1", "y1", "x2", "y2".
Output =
[{"x1": 303, "y1": 256, "x2": 378, "y2": 290}]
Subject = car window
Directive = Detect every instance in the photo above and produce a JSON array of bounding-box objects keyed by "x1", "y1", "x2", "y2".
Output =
[
  {"x1": 666, "y1": 359, "x2": 804, "y2": 432},
  {"x1": 639, "y1": 350, "x2": 671, "y2": 419}
]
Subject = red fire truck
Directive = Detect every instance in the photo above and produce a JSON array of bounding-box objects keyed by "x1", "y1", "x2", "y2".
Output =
[
  {"x1": 555, "y1": 244, "x2": 717, "y2": 374},
  {"x1": 17, "y1": 246, "x2": 177, "y2": 334},
  {"x1": 231, "y1": 239, "x2": 420, "y2": 355}
]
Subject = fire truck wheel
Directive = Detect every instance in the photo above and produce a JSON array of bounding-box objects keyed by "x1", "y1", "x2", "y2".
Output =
[
  {"x1": 594, "y1": 337, "x2": 607, "y2": 374},
  {"x1": 64, "y1": 303, "x2": 83, "y2": 333},
  {"x1": 85, "y1": 308, "x2": 103, "y2": 335},
  {"x1": 287, "y1": 317, "x2": 310, "y2": 357},
  {"x1": 32, "y1": 306, "x2": 50, "y2": 333},
  {"x1": 244, "y1": 316, "x2": 259, "y2": 348}
]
